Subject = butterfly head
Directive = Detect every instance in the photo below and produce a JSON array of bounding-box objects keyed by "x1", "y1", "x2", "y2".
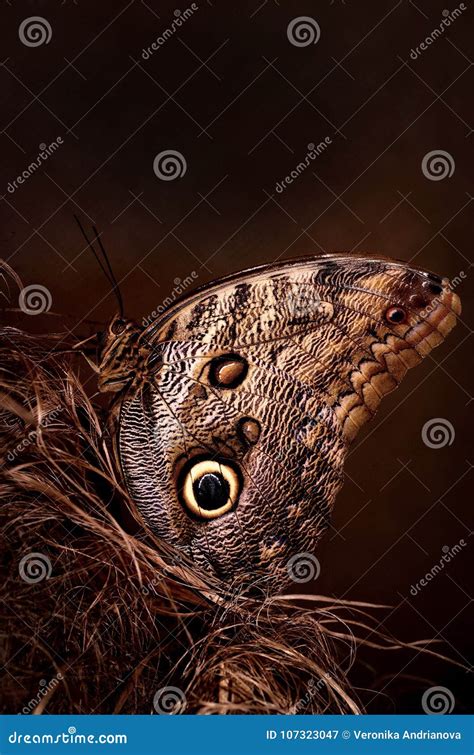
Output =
[
  {"x1": 97, "y1": 315, "x2": 145, "y2": 393},
  {"x1": 72, "y1": 217, "x2": 143, "y2": 394}
]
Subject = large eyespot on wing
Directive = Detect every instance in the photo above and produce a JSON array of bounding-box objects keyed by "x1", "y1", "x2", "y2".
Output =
[
  {"x1": 177, "y1": 457, "x2": 242, "y2": 520},
  {"x1": 118, "y1": 253, "x2": 461, "y2": 584}
]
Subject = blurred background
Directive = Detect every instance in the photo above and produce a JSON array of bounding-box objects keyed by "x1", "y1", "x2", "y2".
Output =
[{"x1": 1, "y1": 0, "x2": 472, "y2": 713}]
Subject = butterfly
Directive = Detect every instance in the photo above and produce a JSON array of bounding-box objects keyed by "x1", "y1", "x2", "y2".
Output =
[{"x1": 94, "y1": 252, "x2": 460, "y2": 585}]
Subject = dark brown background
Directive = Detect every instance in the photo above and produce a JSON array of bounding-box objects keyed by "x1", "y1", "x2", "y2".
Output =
[{"x1": 1, "y1": 0, "x2": 472, "y2": 713}]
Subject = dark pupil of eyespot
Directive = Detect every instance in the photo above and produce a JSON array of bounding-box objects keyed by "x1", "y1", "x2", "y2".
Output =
[
  {"x1": 193, "y1": 473, "x2": 230, "y2": 511},
  {"x1": 389, "y1": 308, "x2": 405, "y2": 323}
]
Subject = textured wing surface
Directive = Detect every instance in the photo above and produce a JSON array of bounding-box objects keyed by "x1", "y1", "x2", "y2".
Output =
[{"x1": 119, "y1": 255, "x2": 460, "y2": 582}]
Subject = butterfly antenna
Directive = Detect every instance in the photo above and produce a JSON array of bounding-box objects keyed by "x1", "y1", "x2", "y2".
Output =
[
  {"x1": 92, "y1": 224, "x2": 124, "y2": 319},
  {"x1": 74, "y1": 215, "x2": 124, "y2": 318},
  {"x1": 74, "y1": 215, "x2": 111, "y2": 286}
]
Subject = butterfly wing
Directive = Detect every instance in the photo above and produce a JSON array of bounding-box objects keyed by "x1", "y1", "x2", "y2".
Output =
[{"x1": 118, "y1": 254, "x2": 460, "y2": 584}]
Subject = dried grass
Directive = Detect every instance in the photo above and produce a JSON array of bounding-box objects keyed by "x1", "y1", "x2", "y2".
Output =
[{"x1": 0, "y1": 309, "x2": 451, "y2": 715}]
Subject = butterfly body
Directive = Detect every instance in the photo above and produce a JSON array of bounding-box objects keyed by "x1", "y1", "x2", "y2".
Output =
[
  {"x1": 98, "y1": 318, "x2": 151, "y2": 393},
  {"x1": 99, "y1": 254, "x2": 460, "y2": 586}
]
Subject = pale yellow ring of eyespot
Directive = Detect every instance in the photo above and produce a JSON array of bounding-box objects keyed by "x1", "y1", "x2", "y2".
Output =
[{"x1": 182, "y1": 460, "x2": 240, "y2": 520}]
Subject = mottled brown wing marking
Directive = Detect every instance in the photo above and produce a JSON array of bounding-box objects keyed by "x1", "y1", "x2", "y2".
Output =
[
  {"x1": 167, "y1": 352, "x2": 341, "y2": 445},
  {"x1": 147, "y1": 306, "x2": 395, "y2": 444},
  {"x1": 167, "y1": 360, "x2": 343, "y2": 488},
  {"x1": 156, "y1": 367, "x2": 296, "y2": 551},
  {"x1": 122, "y1": 344, "x2": 341, "y2": 575}
]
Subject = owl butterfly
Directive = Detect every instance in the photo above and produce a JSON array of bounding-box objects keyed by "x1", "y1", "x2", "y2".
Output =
[{"x1": 97, "y1": 254, "x2": 460, "y2": 587}]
